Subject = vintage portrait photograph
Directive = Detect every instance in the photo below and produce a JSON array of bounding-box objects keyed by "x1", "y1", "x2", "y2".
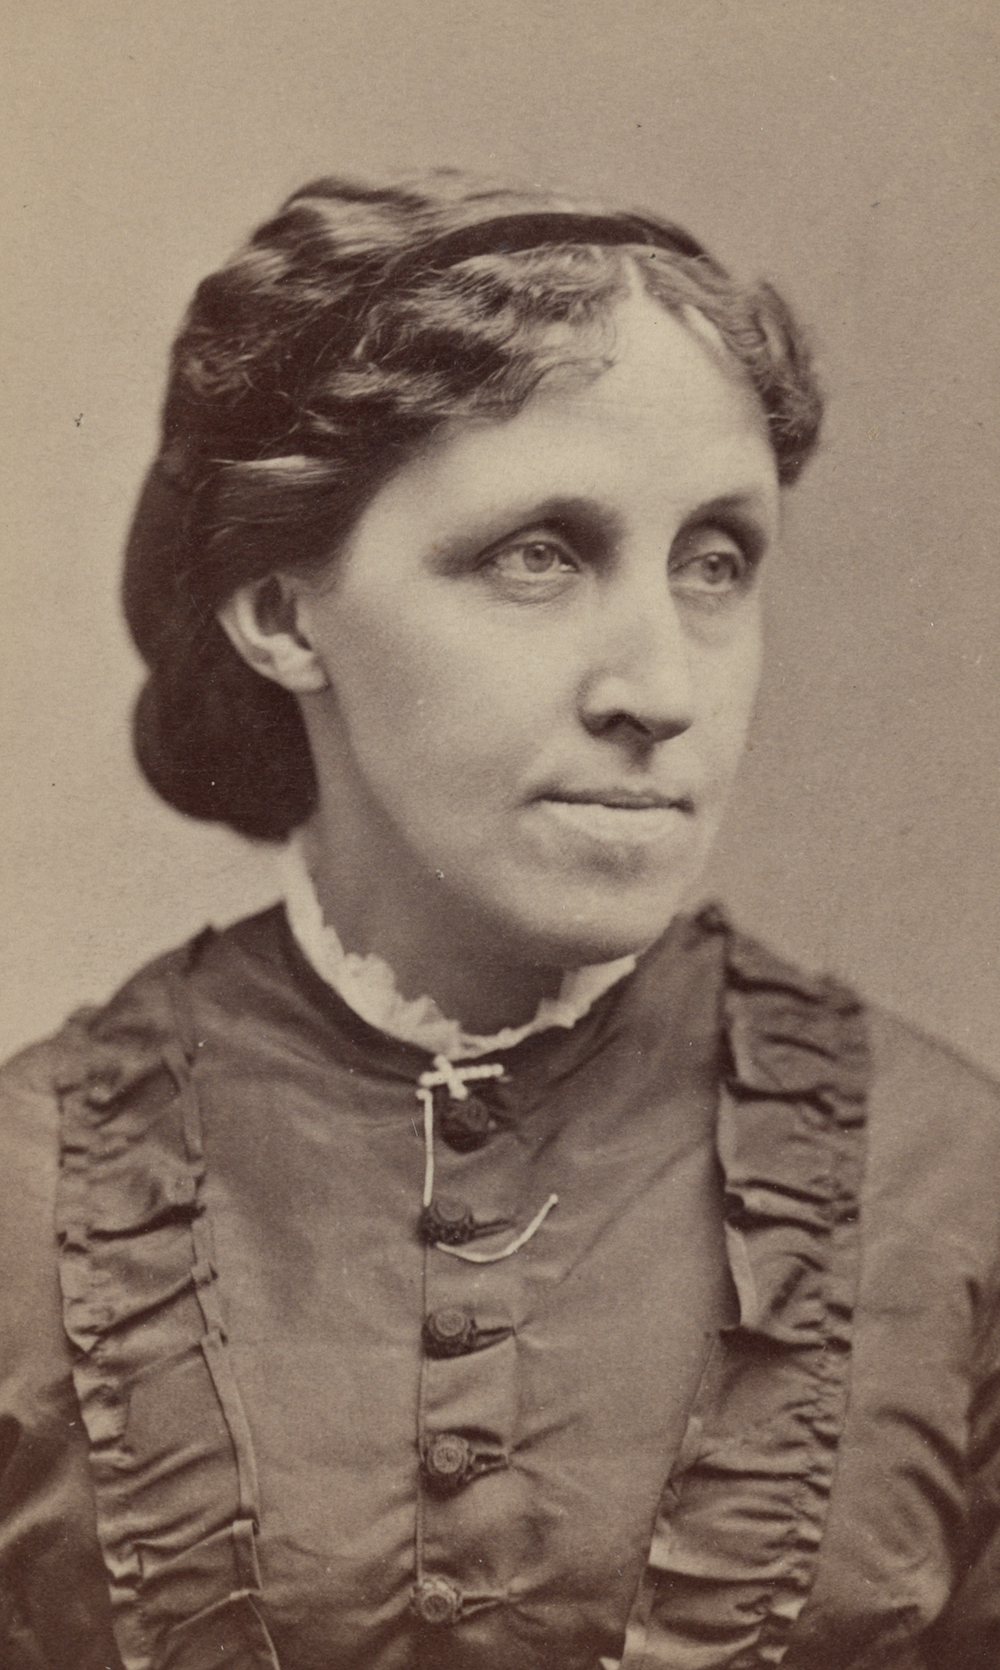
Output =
[{"x1": 1, "y1": 2, "x2": 998, "y2": 1666}]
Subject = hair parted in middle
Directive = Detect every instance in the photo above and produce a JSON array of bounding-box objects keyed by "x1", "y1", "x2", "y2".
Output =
[{"x1": 123, "y1": 168, "x2": 823, "y2": 841}]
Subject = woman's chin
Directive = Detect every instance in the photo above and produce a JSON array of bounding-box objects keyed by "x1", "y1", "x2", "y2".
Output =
[{"x1": 477, "y1": 810, "x2": 716, "y2": 965}]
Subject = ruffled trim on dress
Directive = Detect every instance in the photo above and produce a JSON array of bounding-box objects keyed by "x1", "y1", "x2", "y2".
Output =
[
  {"x1": 612, "y1": 905, "x2": 870, "y2": 1670},
  {"x1": 55, "y1": 933, "x2": 282, "y2": 1670}
]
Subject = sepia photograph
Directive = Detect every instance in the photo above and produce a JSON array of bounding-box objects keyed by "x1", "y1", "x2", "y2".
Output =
[{"x1": 1, "y1": 3, "x2": 998, "y2": 1666}]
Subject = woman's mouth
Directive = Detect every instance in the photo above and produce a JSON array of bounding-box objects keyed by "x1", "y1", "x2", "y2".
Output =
[{"x1": 532, "y1": 789, "x2": 695, "y2": 847}]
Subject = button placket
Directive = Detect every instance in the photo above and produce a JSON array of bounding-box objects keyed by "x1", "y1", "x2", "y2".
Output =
[
  {"x1": 412, "y1": 1058, "x2": 541, "y2": 1618},
  {"x1": 418, "y1": 1279, "x2": 515, "y2": 1506}
]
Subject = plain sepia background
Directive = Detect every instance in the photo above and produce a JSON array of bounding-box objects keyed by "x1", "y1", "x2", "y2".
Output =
[{"x1": 2, "y1": 0, "x2": 997, "y2": 1072}]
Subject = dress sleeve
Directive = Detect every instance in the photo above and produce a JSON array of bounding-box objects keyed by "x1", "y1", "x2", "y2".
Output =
[
  {"x1": 922, "y1": 1267, "x2": 1000, "y2": 1670},
  {"x1": 0, "y1": 1036, "x2": 123, "y2": 1670}
]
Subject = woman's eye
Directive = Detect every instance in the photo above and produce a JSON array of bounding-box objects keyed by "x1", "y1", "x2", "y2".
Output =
[
  {"x1": 670, "y1": 534, "x2": 753, "y2": 599},
  {"x1": 486, "y1": 539, "x2": 579, "y2": 583}
]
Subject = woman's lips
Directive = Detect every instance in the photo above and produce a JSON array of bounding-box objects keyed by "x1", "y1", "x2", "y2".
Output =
[
  {"x1": 532, "y1": 790, "x2": 695, "y2": 846},
  {"x1": 545, "y1": 788, "x2": 695, "y2": 811}
]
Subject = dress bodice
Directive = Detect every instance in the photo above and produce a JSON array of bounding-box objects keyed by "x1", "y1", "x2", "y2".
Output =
[{"x1": 2, "y1": 905, "x2": 1000, "y2": 1670}]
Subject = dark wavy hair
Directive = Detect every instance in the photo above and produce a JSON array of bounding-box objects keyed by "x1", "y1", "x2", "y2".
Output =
[{"x1": 123, "y1": 169, "x2": 823, "y2": 840}]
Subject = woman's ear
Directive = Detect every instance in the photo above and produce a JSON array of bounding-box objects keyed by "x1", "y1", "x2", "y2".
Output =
[{"x1": 217, "y1": 575, "x2": 329, "y2": 694}]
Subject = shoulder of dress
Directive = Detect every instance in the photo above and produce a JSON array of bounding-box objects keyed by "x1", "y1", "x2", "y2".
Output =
[
  {"x1": 693, "y1": 901, "x2": 858, "y2": 1002},
  {"x1": 860, "y1": 1005, "x2": 1000, "y2": 1272},
  {"x1": 0, "y1": 1024, "x2": 94, "y2": 1396},
  {"x1": 0, "y1": 1014, "x2": 97, "y2": 1150},
  {"x1": 697, "y1": 900, "x2": 999, "y2": 1099},
  {"x1": 708, "y1": 909, "x2": 1000, "y2": 1150},
  {"x1": 688, "y1": 904, "x2": 870, "y2": 1106},
  {"x1": 865, "y1": 1001, "x2": 1000, "y2": 1103},
  {"x1": 0, "y1": 904, "x2": 288, "y2": 1102}
]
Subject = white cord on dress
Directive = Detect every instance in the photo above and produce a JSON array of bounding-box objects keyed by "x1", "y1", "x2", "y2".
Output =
[
  {"x1": 416, "y1": 1057, "x2": 506, "y2": 1205},
  {"x1": 419, "y1": 1057, "x2": 507, "y2": 1101},
  {"x1": 415, "y1": 1055, "x2": 558, "y2": 1259},
  {"x1": 416, "y1": 1085, "x2": 437, "y2": 1207},
  {"x1": 434, "y1": 1193, "x2": 560, "y2": 1263}
]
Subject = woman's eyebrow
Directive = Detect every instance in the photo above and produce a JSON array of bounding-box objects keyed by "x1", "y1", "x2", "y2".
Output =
[
  {"x1": 675, "y1": 491, "x2": 778, "y2": 549},
  {"x1": 686, "y1": 491, "x2": 776, "y2": 523}
]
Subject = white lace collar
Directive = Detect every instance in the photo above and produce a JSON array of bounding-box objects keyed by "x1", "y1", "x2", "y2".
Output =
[{"x1": 279, "y1": 832, "x2": 636, "y2": 1062}]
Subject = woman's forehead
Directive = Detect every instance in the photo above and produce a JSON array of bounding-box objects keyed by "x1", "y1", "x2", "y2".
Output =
[{"x1": 362, "y1": 294, "x2": 778, "y2": 536}]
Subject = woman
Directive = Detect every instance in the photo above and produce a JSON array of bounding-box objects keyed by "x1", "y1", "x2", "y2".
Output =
[{"x1": 1, "y1": 171, "x2": 997, "y2": 1670}]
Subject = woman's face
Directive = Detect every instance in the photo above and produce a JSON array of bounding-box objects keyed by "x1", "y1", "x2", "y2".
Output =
[{"x1": 296, "y1": 288, "x2": 780, "y2": 970}]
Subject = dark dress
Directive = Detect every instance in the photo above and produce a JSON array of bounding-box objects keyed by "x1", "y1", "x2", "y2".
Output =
[{"x1": 1, "y1": 903, "x2": 998, "y2": 1670}]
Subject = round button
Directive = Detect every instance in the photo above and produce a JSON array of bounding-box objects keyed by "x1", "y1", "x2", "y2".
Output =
[
  {"x1": 418, "y1": 1198, "x2": 475, "y2": 1246},
  {"x1": 423, "y1": 1306, "x2": 477, "y2": 1357},
  {"x1": 422, "y1": 1432, "x2": 474, "y2": 1490},
  {"x1": 439, "y1": 1094, "x2": 492, "y2": 1152},
  {"x1": 412, "y1": 1575, "x2": 463, "y2": 1625}
]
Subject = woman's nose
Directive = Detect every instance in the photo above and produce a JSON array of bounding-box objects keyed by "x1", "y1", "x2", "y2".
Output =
[{"x1": 577, "y1": 581, "x2": 696, "y2": 745}]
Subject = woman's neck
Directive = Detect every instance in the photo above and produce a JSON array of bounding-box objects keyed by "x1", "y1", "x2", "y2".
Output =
[{"x1": 301, "y1": 818, "x2": 564, "y2": 1035}]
